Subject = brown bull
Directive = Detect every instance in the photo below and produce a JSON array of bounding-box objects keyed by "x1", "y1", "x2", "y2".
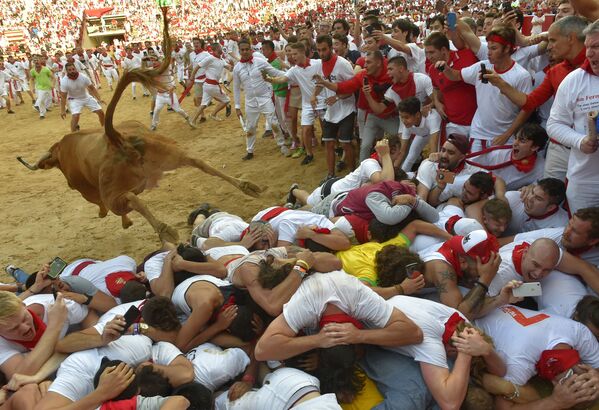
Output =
[{"x1": 17, "y1": 9, "x2": 261, "y2": 243}]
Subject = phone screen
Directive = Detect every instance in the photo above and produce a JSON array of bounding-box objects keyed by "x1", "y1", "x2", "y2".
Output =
[
  {"x1": 121, "y1": 305, "x2": 142, "y2": 335},
  {"x1": 48, "y1": 257, "x2": 68, "y2": 279}
]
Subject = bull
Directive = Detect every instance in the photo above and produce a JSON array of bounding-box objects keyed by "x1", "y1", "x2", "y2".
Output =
[{"x1": 16, "y1": 8, "x2": 261, "y2": 243}]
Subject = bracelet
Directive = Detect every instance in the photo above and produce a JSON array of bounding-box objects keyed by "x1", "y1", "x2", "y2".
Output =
[
  {"x1": 27, "y1": 287, "x2": 38, "y2": 294},
  {"x1": 241, "y1": 374, "x2": 256, "y2": 385},
  {"x1": 132, "y1": 323, "x2": 140, "y2": 336},
  {"x1": 82, "y1": 294, "x2": 93, "y2": 306},
  {"x1": 295, "y1": 259, "x2": 310, "y2": 270},
  {"x1": 504, "y1": 382, "x2": 520, "y2": 400},
  {"x1": 293, "y1": 265, "x2": 308, "y2": 278},
  {"x1": 394, "y1": 284, "x2": 405, "y2": 295},
  {"x1": 475, "y1": 281, "x2": 489, "y2": 292}
]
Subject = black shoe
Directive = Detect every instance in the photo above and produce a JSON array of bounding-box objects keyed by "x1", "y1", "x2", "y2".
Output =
[
  {"x1": 75, "y1": 125, "x2": 80, "y2": 131},
  {"x1": 261, "y1": 130, "x2": 273, "y2": 138},
  {"x1": 336, "y1": 160, "x2": 346, "y2": 172},
  {"x1": 242, "y1": 153, "x2": 254, "y2": 161},
  {"x1": 319, "y1": 174, "x2": 335, "y2": 185},
  {"x1": 7, "y1": 110, "x2": 14, "y2": 114},
  {"x1": 335, "y1": 147, "x2": 344, "y2": 157},
  {"x1": 301, "y1": 155, "x2": 314, "y2": 165},
  {"x1": 287, "y1": 183, "x2": 299, "y2": 205},
  {"x1": 187, "y1": 203, "x2": 212, "y2": 225},
  {"x1": 225, "y1": 105, "x2": 232, "y2": 117},
  {"x1": 167, "y1": 107, "x2": 174, "y2": 112},
  {"x1": 150, "y1": 111, "x2": 154, "y2": 117}
]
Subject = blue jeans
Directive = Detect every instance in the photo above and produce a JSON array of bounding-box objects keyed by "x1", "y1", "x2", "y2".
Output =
[
  {"x1": 360, "y1": 346, "x2": 438, "y2": 410},
  {"x1": 12, "y1": 268, "x2": 30, "y2": 284}
]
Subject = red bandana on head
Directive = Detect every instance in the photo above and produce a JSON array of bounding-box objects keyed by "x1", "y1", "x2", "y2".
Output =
[
  {"x1": 512, "y1": 242, "x2": 530, "y2": 276},
  {"x1": 442, "y1": 312, "x2": 465, "y2": 345},
  {"x1": 7, "y1": 309, "x2": 47, "y2": 350},
  {"x1": 321, "y1": 54, "x2": 338, "y2": 79},
  {"x1": 319, "y1": 313, "x2": 364, "y2": 330},
  {"x1": 536, "y1": 349, "x2": 580, "y2": 380}
]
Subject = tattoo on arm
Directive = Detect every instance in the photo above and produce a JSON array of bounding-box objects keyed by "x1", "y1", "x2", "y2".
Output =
[
  {"x1": 435, "y1": 270, "x2": 457, "y2": 294},
  {"x1": 461, "y1": 284, "x2": 487, "y2": 315}
]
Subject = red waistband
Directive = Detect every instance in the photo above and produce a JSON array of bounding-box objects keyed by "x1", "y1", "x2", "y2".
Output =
[
  {"x1": 549, "y1": 138, "x2": 569, "y2": 148},
  {"x1": 205, "y1": 79, "x2": 219, "y2": 85},
  {"x1": 72, "y1": 260, "x2": 96, "y2": 276},
  {"x1": 224, "y1": 256, "x2": 242, "y2": 267}
]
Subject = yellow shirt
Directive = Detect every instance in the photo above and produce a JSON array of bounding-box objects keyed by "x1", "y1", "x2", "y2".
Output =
[
  {"x1": 337, "y1": 234, "x2": 411, "y2": 286},
  {"x1": 341, "y1": 371, "x2": 384, "y2": 410}
]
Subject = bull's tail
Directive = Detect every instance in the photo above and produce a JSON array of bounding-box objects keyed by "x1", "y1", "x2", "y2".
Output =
[{"x1": 104, "y1": 6, "x2": 173, "y2": 150}]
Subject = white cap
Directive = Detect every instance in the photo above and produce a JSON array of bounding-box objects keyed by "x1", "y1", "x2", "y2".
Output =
[{"x1": 453, "y1": 218, "x2": 484, "y2": 237}]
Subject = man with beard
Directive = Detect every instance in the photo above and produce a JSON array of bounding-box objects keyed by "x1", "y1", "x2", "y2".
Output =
[{"x1": 59, "y1": 62, "x2": 105, "y2": 132}]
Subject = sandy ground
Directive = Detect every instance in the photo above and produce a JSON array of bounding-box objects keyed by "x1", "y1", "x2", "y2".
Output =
[{"x1": 0, "y1": 77, "x2": 334, "y2": 280}]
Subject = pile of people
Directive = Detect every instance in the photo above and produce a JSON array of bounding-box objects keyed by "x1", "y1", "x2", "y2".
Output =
[{"x1": 2, "y1": 0, "x2": 599, "y2": 408}]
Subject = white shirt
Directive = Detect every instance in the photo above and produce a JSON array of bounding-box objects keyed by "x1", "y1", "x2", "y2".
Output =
[
  {"x1": 200, "y1": 54, "x2": 227, "y2": 82},
  {"x1": 0, "y1": 295, "x2": 88, "y2": 366},
  {"x1": 320, "y1": 56, "x2": 356, "y2": 123},
  {"x1": 233, "y1": 57, "x2": 281, "y2": 109},
  {"x1": 504, "y1": 190, "x2": 569, "y2": 236},
  {"x1": 143, "y1": 251, "x2": 169, "y2": 284},
  {"x1": 547, "y1": 68, "x2": 599, "y2": 185},
  {"x1": 121, "y1": 55, "x2": 142, "y2": 71},
  {"x1": 416, "y1": 159, "x2": 485, "y2": 203},
  {"x1": 329, "y1": 158, "x2": 382, "y2": 195},
  {"x1": 186, "y1": 342, "x2": 249, "y2": 391},
  {"x1": 475, "y1": 44, "x2": 544, "y2": 72},
  {"x1": 171, "y1": 48, "x2": 187, "y2": 65},
  {"x1": 283, "y1": 271, "x2": 393, "y2": 334},
  {"x1": 461, "y1": 60, "x2": 532, "y2": 141},
  {"x1": 92, "y1": 299, "x2": 146, "y2": 335},
  {"x1": 399, "y1": 109, "x2": 441, "y2": 140},
  {"x1": 388, "y1": 43, "x2": 426, "y2": 74},
  {"x1": 386, "y1": 296, "x2": 467, "y2": 368},
  {"x1": 190, "y1": 50, "x2": 211, "y2": 82},
  {"x1": 384, "y1": 73, "x2": 433, "y2": 106},
  {"x1": 284, "y1": 60, "x2": 325, "y2": 110},
  {"x1": 475, "y1": 305, "x2": 599, "y2": 385},
  {"x1": 60, "y1": 73, "x2": 92, "y2": 99},
  {"x1": 467, "y1": 147, "x2": 544, "y2": 191},
  {"x1": 252, "y1": 207, "x2": 336, "y2": 244},
  {"x1": 99, "y1": 55, "x2": 114, "y2": 68},
  {"x1": 531, "y1": 15, "x2": 545, "y2": 35}
]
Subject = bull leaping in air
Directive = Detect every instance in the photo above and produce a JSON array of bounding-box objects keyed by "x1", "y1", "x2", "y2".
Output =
[{"x1": 16, "y1": 7, "x2": 262, "y2": 243}]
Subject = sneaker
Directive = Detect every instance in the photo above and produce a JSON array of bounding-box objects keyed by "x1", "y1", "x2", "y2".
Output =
[
  {"x1": 187, "y1": 203, "x2": 212, "y2": 225},
  {"x1": 209, "y1": 114, "x2": 223, "y2": 122},
  {"x1": 7, "y1": 110, "x2": 14, "y2": 114},
  {"x1": 287, "y1": 183, "x2": 299, "y2": 205},
  {"x1": 280, "y1": 145, "x2": 290, "y2": 156},
  {"x1": 40, "y1": 115, "x2": 45, "y2": 119},
  {"x1": 242, "y1": 152, "x2": 254, "y2": 161},
  {"x1": 301, "y1": 155, "x2": 314, "y2": 165},
  {"x1": 5, "y1": 265, "x2": 16, "y2": 277},
  {"x1": 336, "y1": 160, "x2": 346, "y2": 172},
  {"x1": 319, "y1": 174, "x2": 335, "y2": 185},
  {"x1": 167, "y1": 107, "x2": 174, "y2": 112},
  {"x1": 150, "y1": 124, "x2": 157, "y2": 131},
  {"x1": 225, "y1": 105, "x2": 232, "y2": 117},
  {"x1": 291, "y1": 147, "x2": 305, "y2": 159},
  {"x1": 262, "y1": 130, "x2": 273, "y2": 138}
]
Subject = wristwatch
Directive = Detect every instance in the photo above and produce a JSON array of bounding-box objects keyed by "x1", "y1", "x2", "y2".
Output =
[
  {"x1": 82, "y1": 294, "x2": 93, "y2": 305},
  {"x1": 139, "y1": 323, "x2": 149, "y2": 335}
]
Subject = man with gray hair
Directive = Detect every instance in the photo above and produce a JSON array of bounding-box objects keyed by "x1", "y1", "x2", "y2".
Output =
[{"x1": 547, "y1": 19, "x2": 599, "y2": 213}]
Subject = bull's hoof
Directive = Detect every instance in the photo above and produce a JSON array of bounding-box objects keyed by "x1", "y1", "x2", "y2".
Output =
[
  {"x1": 99, "y1": 208, "x2": 109, "y2": 218},
  {"x1": 122, "y1": 215, "x2": 133, "y2": 229},
  {"x1": 237, "y1": 180, "x2": 263, "y2": 198},
  {"x1": 157, "y1": 223, "x2": 179, "y2": 243}
]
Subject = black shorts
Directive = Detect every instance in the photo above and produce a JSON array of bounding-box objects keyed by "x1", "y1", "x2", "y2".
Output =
[{"x1": 322, "y1": 112, "x2": 356, "y2": 143}]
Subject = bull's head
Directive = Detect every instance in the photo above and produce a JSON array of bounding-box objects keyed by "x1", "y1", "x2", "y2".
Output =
[{"x1": 16, "y1": 151, "x2": 56, "y2": 170}]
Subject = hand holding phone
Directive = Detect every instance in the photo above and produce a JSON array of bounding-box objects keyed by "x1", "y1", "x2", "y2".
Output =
[
  {"x1": 447, "y1": 12, "x2": 457, "y2": 31},
  {"x1": 48, "y1": 257, "x2": 68, "y2": 279},
  {"x1": 512, "y1": 282, "x2": 542, "y2": 297},
  {"x1": 480, "y1": 63, "x2": 489, "y2": 84},
  {"x1": 437, "y1": 169, "x2": 456, "y2": 184},
  {"x1": 120, "y1": 305, "x2": 142, "y2": 335},
  {"x1": 406, "y1": 263, "x2": 421, "y2": 279}
]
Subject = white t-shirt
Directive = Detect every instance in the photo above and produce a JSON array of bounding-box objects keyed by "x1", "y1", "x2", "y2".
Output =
[
  {"x1": 186, "y1": 342, "x2": 250, "y2": 391},
  {"x1": 121, "y1": 56, "x2": 142, "y2": 71},
  {"x1": 504, "y1": 191, "x2": 569, "y2": 236},
  {"x1": 416, "y1": 160, "x2": 485, "y2": 203},
  {"x1": 399, "y1": 109, "x2": 441, "y2": 139},
  {"x1": 60, "y1": 73, "x2": 92, "y2": 100},
  {"x1": 0, "y1": 295, "x2": 88, "y2": 366},
  {"x1": 144, "y1": 251, "x2": 169, "y2": 284},
  {"x1": 284, "y1": 60, "x2": 325, "y2": 110},
  {"x1": 200, "y1": 54, "x2": 228, "y2": 82},
  {"x1": 531, "y1": 15, "x2": 545, "y2": 35},
  {"x1": 190, "y1": 50, "x2": 211, "y2": 82},
  {"x1": 388, "y1": 43, "x2": 426, "y2": 74},
  {"x1": 384, "y1": 73, "x2": 433, "y2": 106},
  {"x1": 320, "y1": 56, "x2": 356, "y2": 123},
  {"x1": 474, "y1": 305, "x2": 599, "y2": 385},
  {"x1": 99, "y1": 55, "x2": 114, "y2": 68},
  {"x1": 467, "y1": 147, "x2": 544, "y2": 191},
  {"x1": 329, "y1": 158, "x2": 381, "y2": 195},
  {"x1": 385, "y1": 296, "x2": 467, "y2": 368},
  {"x1": 283, "y1": 271, "x2": 393, "y2": 334},
  {"x1": 461, "y1": 60, "x2": 532, "y2": 141},
  {"x1": 252, "y1": 207, "x2": 336, "y2": 244}
]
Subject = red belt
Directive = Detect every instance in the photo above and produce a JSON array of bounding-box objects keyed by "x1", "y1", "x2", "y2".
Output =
[
  {"x1": 205, "y1": 79, "x2": 219, "y2": 85},
  {"x1": 549, "y1": 138, "x2": 569, "y2": 148},
  {"x1": 72, "y1": 260, "x2": 96, "y2": 276},
  {"x1": 224, "y1": 256, "x2": 242, "y2": 267}
]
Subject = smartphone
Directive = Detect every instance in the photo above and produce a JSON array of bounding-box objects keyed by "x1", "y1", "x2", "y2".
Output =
[
  {"x1": 48, "y1": 257, "x2": 68, "y2": 279},
  {"x1": 480, "y1": 63, "x2": 488, "y2": 84},
  {"x1": 512, "y1": 282, "x2": 542, "y2": 297},
  {"x1": 595, "y1": 113, "x2": 599, "y2": 136},
  {"x1": 121, "y1": 305, "x2": 142, "y2": 335},
  {"x1": 437, "y1": 63, "x2": 445, "y2": 72},
  {"x1": 405, "y1": 263, "x2": 420, "y2": 279},
  {"x1": 447, "y1": 12, "x2": 457, "y2": 31},
  {"x1": 437, "y1": 169, "x2": 456, "y2": 184},
  {"x1": 52, "y1": 285, "x2": 57, "y2": 301},
  {"x1": 363, "y1": 76, "x2": 369, "y2": 85}
]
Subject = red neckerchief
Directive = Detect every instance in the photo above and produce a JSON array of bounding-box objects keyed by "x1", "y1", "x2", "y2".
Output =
[
  {"x1": 239, "y1": 207, "x2": 290, "y2": 239},
  {"x1": 298, "y1": 228, "x2": 331, "y2": 248},
  {"x1": 580, "y1": 58, "x2": 597, "y2": 76},
  {"x1": 466, "y1": 145, "x2": 537, "y2": 173},
  {"x1": 240, "y1": 56, "x2": 253, "y2": 64},
  {"x1": 438, "y1": 159, "x2": 465, "y2": 175},
  {"x1": 319, "y1": 313, "x2": 364, "y2": 330},
  {"x1": 100, "y1": 396, "x2": 138, "y2": 410},
  {"x1": 321, "y1": 54, "x2": 338, "y2": 79},
  {"x1": 442, "y1": 312, "x2": 465, "y2": 344},
  {"x1": 391, "y1": 72, "x2": 416, "y2": 100},
  {"x1": 445, "y1": 215, "x2": 462, "y2": 235},
  {"x1": 296, "y1": 59, "x2": 311, "y2": 68},
  {"x1": 512, "y1": 242, "x2": 530, "y2": 276},
  {"x1": 436, "y1": 241, "x2": 463, "y2": 278},
  {"x1": 267, "y1": 53, "x2": 277, "y2": 63},
  {"x1": 7, "y1": 309, "x2": 47, "y2": 350},
  {"x1": 495, "y1": 59, "x2": 516, "y2": 75},
  {"x1": 526, "y1": 206, "x2": 559, "y2": 221},
  {"x1": 563, "y1": 48, "x2": 587, "y2": 71},
  {"x1": 193, "y1": 47, "x2": 203, "y2": 54}
]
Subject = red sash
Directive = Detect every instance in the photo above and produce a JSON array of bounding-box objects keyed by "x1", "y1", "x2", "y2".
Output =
[
  {"x1": 240, "y1": 207, "x2": 290, "y2": 239},
  {"x1": 100, "y1": 396, "x2": 138, "y2": 410},
  {"x1": 7, "y1": 309, "x2": 47, "y2": 350},
  {"x1": 72, "y1": 260, "x2": 96, "y2": 276},
  {"x1": 467, "y1": 145, "x2": 537, "y2": 173},
  {"x1": 512, "y1": 242, "x2": 530, "y2": 276}
]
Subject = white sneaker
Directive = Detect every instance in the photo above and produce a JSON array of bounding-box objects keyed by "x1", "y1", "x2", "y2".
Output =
[
  {"x1": 280, "y1": 145, "x2": 290, "y2": 156},
  {"x1": 150, "y1": 124, "x2": 157, "y2": 131}
]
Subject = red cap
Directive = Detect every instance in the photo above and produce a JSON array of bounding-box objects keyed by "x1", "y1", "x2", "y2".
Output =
[{"x1": 536, "y1": 349, "x2": 580, "y2": 380}]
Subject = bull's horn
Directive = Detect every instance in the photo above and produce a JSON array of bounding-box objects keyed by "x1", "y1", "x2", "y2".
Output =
[{"x1": 16, "y1": 152, "x2": 51, "y2": 170}]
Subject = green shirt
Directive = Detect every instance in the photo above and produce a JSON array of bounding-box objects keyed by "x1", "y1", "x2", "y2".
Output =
[
  {"x1": 30, "y1": 66, "x2": 54, "y2": 91},
  {"x1": 270, "y1": 59, "x2": 287, "y2": 97}
]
